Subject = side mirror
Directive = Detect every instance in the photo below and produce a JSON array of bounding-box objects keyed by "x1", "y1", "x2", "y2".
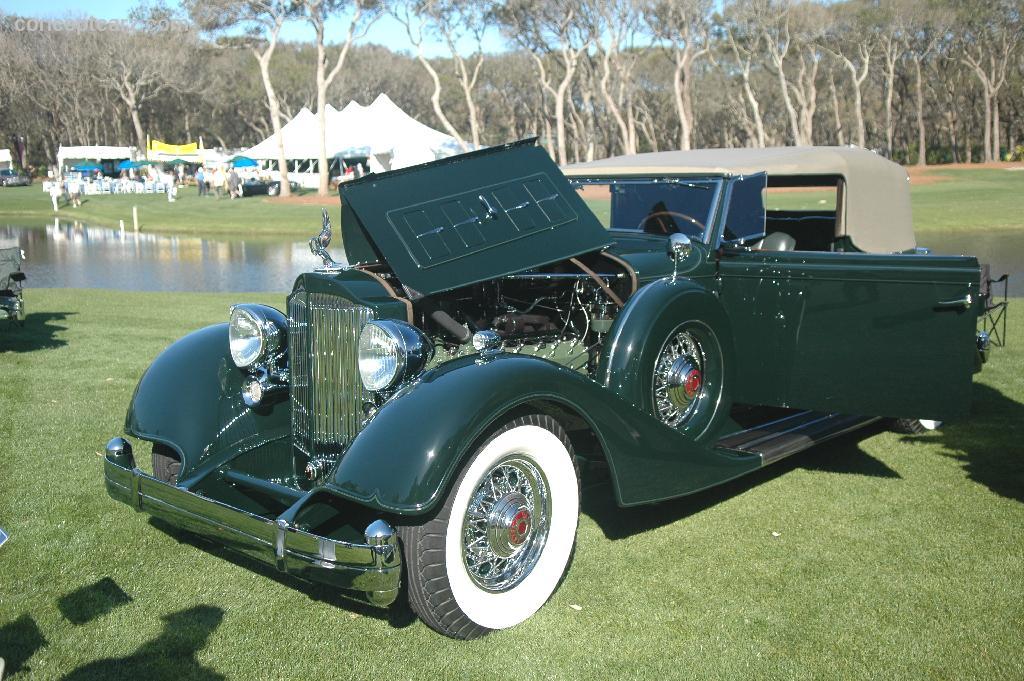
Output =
[
  {"x1": 667, "y1": 233, "x2": 692, "y2": 260},
  {"x1": 667, "y1": 233, "x2": 692, "y2": 282}
]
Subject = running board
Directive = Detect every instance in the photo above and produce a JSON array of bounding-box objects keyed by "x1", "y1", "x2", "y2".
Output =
[{"x1": 716, "y1": 411, "x2": 880, "y2": 466}]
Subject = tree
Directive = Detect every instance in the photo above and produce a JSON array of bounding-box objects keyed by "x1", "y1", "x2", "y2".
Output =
[
  {"x1": 300, "y1": 0, "x2": 381, "y2": 196},
  {"x1": 92, "y1": 9, "x2": 198, "y2": 151},
  {"x1": 498, "y1": 0, "x2": 593, "y2": 165},
  {"x1": 757, "y1": 0, "x2": 828, "y2": 146},
  {"x1": 645, "y1": 0, "x2": 712, "y2": 150},
  {"x1": 184, "y1": 0, "x2": 299, "y2": 196},
  {"x1": 957, "y1": 0, "x2": 1022, "y2": 161},
  {"x1": 823, "y1": 0, "x2": 875, "y2": 149},
  {"x1": 721, "y1": 2, "x2": 768, "y2": 147}
]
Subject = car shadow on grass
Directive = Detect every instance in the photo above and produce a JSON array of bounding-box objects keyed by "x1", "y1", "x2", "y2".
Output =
[
  {"x1": 62, "y1": 605, "x2": 225, "y2": 681},
  {"x1": 900, "y1": 382, "x2": 1024, "y2": 503},
  {"x1": 0, "y1": 311, "x2": 73, "y2": 353},
  {"x1": 581, "y1": 425, "x2": 898, "y2": 541},
  {"x1": 147, "y1": 518, "x2": 416, "y2": 629}
]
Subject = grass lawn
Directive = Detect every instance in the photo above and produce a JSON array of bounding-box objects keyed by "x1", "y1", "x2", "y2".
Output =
[
  {"x1": 1, "y1": 289, "x2": 1022, "y2": 679},
  {"x1": 3, "y1": 165, "x2": 1021, "y2": 241},
  {"x1": 0, "y1": 186, "x2": 328, "y2": 238}
]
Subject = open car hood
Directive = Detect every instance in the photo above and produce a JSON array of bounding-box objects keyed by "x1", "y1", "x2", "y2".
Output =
[{"x1": 339, "y1": 140, "x2": 612, "y2": 296}]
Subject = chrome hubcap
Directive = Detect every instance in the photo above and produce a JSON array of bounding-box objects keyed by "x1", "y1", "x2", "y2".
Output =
[
  {"x1": 654, "y1": 330, "x2": 706, "y2": 428},
  {"x1": 462, "y1": 457, "x2": 550, "y2": 592}
]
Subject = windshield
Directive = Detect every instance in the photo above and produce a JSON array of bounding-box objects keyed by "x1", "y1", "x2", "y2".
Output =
[{"x1": 571, "y1": 178, "x2": 722, "y2": 242}]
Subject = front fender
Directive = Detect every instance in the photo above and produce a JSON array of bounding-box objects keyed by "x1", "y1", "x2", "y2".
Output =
[
  {"x1": 326, "y1": 353, "x2": 760, "y2": 515},
  {"x1": 125, "y1": 324, "x2": 290, "y2": 478}
]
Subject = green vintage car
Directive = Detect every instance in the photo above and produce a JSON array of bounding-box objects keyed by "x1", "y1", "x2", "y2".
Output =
[{"x1": 104, "y1": 141, "x2": 989, "y2": 638}]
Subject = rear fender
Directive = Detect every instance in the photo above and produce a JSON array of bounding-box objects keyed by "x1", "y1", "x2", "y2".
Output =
[{"x1": 326, "y1": 353, "x2": 760, "y2": 515}]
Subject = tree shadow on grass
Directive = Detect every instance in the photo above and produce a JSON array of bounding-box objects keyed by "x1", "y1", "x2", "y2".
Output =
[
  {"x1": 0, "y1": 311, "x2": 73, "y2": 353},
  {"x1": 582, "y1": 426, "x2": 899, "y2": 541},
  {"x1": 62, "y1": 605, "x2": 225, "y2": 681},
  {"x1": 0, "y1": 614, "x2": 47, "y2": 676},
  {"x1": 900, "y1": 382, "x2": 1024, "y2": 503},
  {"x1": 148, "y1": 519, "x2": 416, "y2": 629}
]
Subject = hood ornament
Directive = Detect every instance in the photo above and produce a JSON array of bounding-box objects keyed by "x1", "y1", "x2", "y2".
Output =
[{"x1": 309, "y1": 209, "x2": 346, "y2": 272}]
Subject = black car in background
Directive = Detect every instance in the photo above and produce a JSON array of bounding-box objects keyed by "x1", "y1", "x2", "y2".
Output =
[
  {"x1": 239, "y1": 178, "x2": 300, "y2": 197},
  {"x1": 0, "y1": 169, "x2": 30, "y2": 186}
]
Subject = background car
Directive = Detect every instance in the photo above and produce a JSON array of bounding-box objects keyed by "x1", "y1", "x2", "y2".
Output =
[
  {"x1": 239, "y1": 178, "x2": 300, "y2": 197},
  {"x1": 0, "y1": 169, "x2": 31, "y2": 186}
]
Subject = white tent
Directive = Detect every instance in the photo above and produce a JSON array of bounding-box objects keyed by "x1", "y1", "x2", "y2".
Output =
[
  {"x1": 327, "y1": 94, "x2": 466, "y2": 169},
  {"x1": 56, "y1": 145, "x2": 136, "y2": 172},
  {"x1": 240, "y1": 95, "x2": 470, "y2": 186},
  {"x1": 243, "y1": 107, "x2": 322, "y2": 161},
  {"x1": 0, "y1": 149, "x2": 11, "y2": 169}
]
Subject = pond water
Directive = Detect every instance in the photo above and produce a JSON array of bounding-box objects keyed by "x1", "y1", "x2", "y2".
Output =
[
  {"x1": 0, "y1": 219, "x2": 1020, "y2": 295},
  {"x1": 0, "y1": 219, "x2": 339, "y2": 293}
]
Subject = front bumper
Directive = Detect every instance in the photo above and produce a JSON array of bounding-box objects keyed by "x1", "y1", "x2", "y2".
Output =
[{"x1": 103, "y1": 441, "x2": 401, "y2": 607}]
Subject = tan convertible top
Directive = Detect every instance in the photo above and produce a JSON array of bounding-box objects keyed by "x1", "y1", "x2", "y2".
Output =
[{"x1": 565, "y1": 146, "x2": 915, "y2": 253}]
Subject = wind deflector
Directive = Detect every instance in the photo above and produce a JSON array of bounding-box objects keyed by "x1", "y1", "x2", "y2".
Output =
[{"x1": 339, "y1": 140, "x2": 612, "y2": 296}]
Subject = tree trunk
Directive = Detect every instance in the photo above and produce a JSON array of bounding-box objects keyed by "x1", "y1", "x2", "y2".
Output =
[
  {"x1": 914, "y1": 58, "x2": 927, "y2": 166},
  {"x1": 599, "y1": 48, "x2": 632, "y2": 155},
  {"x1": 829, "y1": 73, "x2": 845, "y2": 145},
  {"x1": 255, "y1": 42, "x2": 291, "y2": 197},
  {"x1": 982, "y1": 91, "x2": 992, "y2": 162},
  {"x1": 417, "y1": 52, "x2": 470, "y2": 151},
  {"x1": 884, "y1": 57, "x2": 896, "y2": 157},
  {"x1": 992, "y1": 96, "x2": 1001, "y2": 161},
  {"x1": 739, "y1": 64, "x2": 765, "y2": 147}
]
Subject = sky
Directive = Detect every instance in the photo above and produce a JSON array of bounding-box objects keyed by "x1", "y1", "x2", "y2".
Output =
[{"x1": 1, "y1": 0, "x2": 508, "y2": 57}]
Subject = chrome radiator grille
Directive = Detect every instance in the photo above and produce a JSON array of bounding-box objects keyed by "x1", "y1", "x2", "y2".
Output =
[{"x1": 288, "y1": 290, "x2": 373, "y2": 458}]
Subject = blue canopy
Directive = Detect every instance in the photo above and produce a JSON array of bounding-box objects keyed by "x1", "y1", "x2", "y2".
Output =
[
  {"x1": 116, "y1": 160, "x2": 139, "y2": 170},
  {"x1": 231, "y1": 156, "x2": 258, "y2": 168},
  {"x1": 71, "y1": 163, "x2": 103, "y2": 172}
]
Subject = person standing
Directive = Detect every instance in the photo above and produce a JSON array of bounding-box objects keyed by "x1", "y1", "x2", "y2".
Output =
[
  {"x1": 195, "y1": 166, "x2": 206, "y2": 197},
  {"x1": 228, "y1": 168, "x2": 240, "y2": 199},
  {"x1": 49, "y1": 175, "x2": 63, "y2": 211},
  {"x1": 213, "y1": 166, "x2": 225, "y2": 199}
]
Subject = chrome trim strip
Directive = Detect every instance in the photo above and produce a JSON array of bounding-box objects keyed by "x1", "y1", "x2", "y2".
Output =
[{"x1": 288, "y1": 292, "x2": 374, "y2": 460}]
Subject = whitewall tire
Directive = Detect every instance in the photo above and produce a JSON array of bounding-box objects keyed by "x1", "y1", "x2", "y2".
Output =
[{"x1": 399, "y1": 414, "x2": 580, "y2": 639}]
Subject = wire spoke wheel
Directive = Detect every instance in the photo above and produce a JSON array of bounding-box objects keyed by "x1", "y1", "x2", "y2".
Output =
[
  {"x1": 398, "y1": 414, "x2": 579, "y2": 639},
  {"x1": 653, "y1": 329, "x2": 707, "y2": 428},
  {"x1": 461, "y1": 457, "x2": 551, "y2": 593}
]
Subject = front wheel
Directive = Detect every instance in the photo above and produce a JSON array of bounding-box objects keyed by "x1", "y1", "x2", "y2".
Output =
[
  {"x1": 152, "y1": 443, "x2": 181, "y2": 483},
  {"x1": 398, "y1": 414, "x2": 580, "y2": 639}
]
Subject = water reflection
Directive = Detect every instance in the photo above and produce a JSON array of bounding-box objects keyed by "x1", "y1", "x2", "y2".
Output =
[
  {"x1": 0, "y1": 219, "x2": 1018, "y2": 295},
  {"x1": 0, "y1": 219, "x2": 340, "y2": 292}
]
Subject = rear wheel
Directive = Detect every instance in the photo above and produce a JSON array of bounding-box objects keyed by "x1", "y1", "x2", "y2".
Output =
[
  {"x1": 893, "y1": 418, "x2": 942, "y2": 434},
  {"x1": 398, "y1": 414, "x2": 580, "y2": 639},
  {"x1": 152, "y1": 444, "x2": 181, "y2": 484}
]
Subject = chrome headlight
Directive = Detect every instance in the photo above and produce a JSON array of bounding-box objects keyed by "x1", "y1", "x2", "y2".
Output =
[
  {"x1": 228, "y1": 304, "x2": 287, "y2": 370},
  {"x1": 358, "y1": 320, "x2": 433, "y2": 392}
]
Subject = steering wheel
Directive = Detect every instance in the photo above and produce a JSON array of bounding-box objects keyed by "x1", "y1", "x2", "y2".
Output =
[{"x1": 637, "y1": 210, "x2": 705, "y2": 237}]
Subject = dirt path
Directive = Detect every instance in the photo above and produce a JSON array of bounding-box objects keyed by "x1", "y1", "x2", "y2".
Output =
[{"x1": 908, "y1": 161, "x2": 1024, "y2": 185}]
